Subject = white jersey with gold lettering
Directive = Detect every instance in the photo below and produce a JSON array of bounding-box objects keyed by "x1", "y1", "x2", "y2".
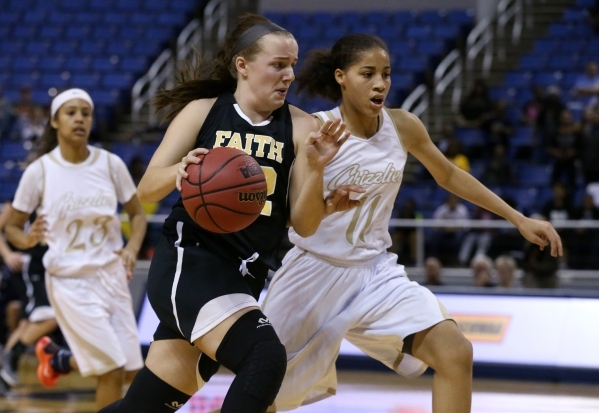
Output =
[
  {"x1": 289, "y1": 106, "x2": 407, "y2": 262},
  {"x1": 12, "y1": 146, "x2": 136, "y2": 278}
]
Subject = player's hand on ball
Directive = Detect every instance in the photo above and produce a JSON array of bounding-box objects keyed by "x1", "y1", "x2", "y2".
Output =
[
  {"x1": 324, "y1": 185, "x2": 366, "y2": 216},
  {"x1": 306, "y1": 119, "x2": 350, "y2": 170},
  {"x1": 26, "y1": 214, "x2": 47, "y2": 248},
  {"x1": 176, "y1": 148, "x2": 210, "y2": 191},
  {"x1": 115, "y1": 248, "x2": 137, "y2": 281},
  {"x1": 516, "y1": 216, "x2": 563, "y2": 257}
]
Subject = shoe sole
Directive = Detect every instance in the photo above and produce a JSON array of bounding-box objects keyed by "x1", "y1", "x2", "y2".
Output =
[{"x1": 35, "y1": 337, "x2": 58, "y2": 388}]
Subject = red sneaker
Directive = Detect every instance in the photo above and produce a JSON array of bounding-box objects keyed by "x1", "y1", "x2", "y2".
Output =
[{"x1": 35, "y1": 336, "x2": 64, "y2": 388}]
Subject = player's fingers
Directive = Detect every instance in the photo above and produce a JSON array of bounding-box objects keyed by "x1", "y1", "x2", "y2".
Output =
[
  {"x1": 319, "y1": 120, "x2": 333, "y2": 134},
  {"x1": 336, "y1": 184, "x2": 366, "y2": 194},
  {"x1": 191, "y1": 148, "x2": 209, "y2": 155},
  {"x1": 546, "y1": 225, "x2": 563, "y2": 257},
  {"x1": 337, "y1": 131, "x2": 351, "y2": 146}
]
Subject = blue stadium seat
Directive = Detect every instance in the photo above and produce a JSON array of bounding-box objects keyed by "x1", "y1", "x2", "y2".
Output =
[
  {"x1": 40, "y1": 72, "x2": 69, "y2": 89},
  {"x1": 52, "y1": 40, "x2": 77, "y2": 54},
  {"x1": 576, "y1": 0, "x2": 595, "y2": 7},
  {"x1": 1, "y1": 41, "x2": 23, "y2": 54},
  {"x1": 62, "y1": 0, "x2": 80, "y2": 8},
  {"x1": 39, "y1": 26, "x2": 63, "y2": 39},
  {"x1": 71, "y1": 74, "x2": 100, "y2": 89},
  {"x1": 533, "y1": 71, "x2": 562, "y2": 87},
  {"x1": 406, "y1": 25, "x2": 431, "y2": 38},
  {"x1": 65, "y1": 57, "x2": 90, "y2": 71},
  {"x1": 455, "y1": 127, "x2": 485, "y2": 148},
  {"x1": 104, "y1": 12, "x2": 129, "y2": 25},
  {"x1": 511, "y1": 126, "x2": 533, "y2": 147},
  {"x1": 0, "y1": 182, "x2": 20, "y2": 203},
  {"x1": 48, "y1": 11, "x2": 73, "y2": 24},
  {"x1": 76, "y1": 12, "x2": 101, "y2": 24},
  {"x1": 92, "y1": 57, "x2": 119, "y2": 72},
  {"x1": 158, "y1": 13, "x2": 186, "y2": 26},
  {"x1": 504, "y1": 71, "x2": 531, "y2": 88},
  {"x1": 398, "y1": 56, "x2": 429, "y2": 72},
  {"x1": 120, "y1": 57, "x2": 147, "y2": 74},
  {"x1": 365, "y1": 11, "x2": 390, "y2": 27},
  {"x1": 0, "y1": 57, "x2": 11, "y2": 71},
  {"x1": 26, "y1": 41, "x2": 50, "y2": 55},
  {"x1": 377, "y1": 26, "x2": 403, "y2": 42},
  {"x1": 469, "y1": 161, "x2": 485, "y2": 180},
  {"x1": 12, "y1": 73, "x2": 38, "y2": 88},
  {"x1": 520, "y1": 54, "x2": 547, "y2": 71},
  {"x1": 434, "y1": 25, "x2": 459, "y2": 39},
  {"x1": 547, "y1": 55, "x2": 579, "y2": 71},
  {"x1": 262, "y1": 12, "x2": 285, "y2": 26},
  {"x1": 66, "y1": 26, "x2": 91, "y2": 39},
  {"x1": 32, "y1": 89, "x2": 51, "y2": 106},
  {"x1": 447, "y1": 9, "x2": 473, "y2": 26},
  {"x1": 79, "y1": 40, "x2": 105, "y2": 55},
  {"x1": 571, "y1": 24, "x2": 593, "y2": 37},
  {"x1": 507, "y1": 187, "x2": 539, "y2": 213},
  {"x1": 419, "y1": 10, "x2": 445, "y2": 25},
  {"x1": 13, "y1": 26, "x2": 36, "y2": 39},
  {"x1": 110, "y1": 142, "x2": 140, "y2": 165},
  {"x1": 417, "y1": 40, "x2": 445, "y2": 55},
  {"x1": 391, "y1": 74, "x2": 414, "y2": 90},
  {"x1": 387, "y1": 39, "x2": 415, "y2": 55},
  {"x1": 103, "y1": 73, "x2": 133, "y2": 89},
  {"x1": 90, "y1": 0, "x2": 115, "y2": 10},
  {"x1": 339, "y1": 12, "x2": 363, "y2": 27},
  {"x1": 391, "y1": 11, "x2": 416, "y2": 25},
  {"x1": 563, "y1": 8, "x2": 588, "y2": 22},
  {"x1": 534, "y1": 38, "x2": 558, "y2": 54},
  {"x1": 93, "y1": 26, "x2": 118, "y2": 40},
  {"x1": 144, "y1": 0, "x2": 162, "y2": 10},
  {"x1": 558, "y1": 39, "x2": 586, "y2": 53},
  {"x1": 323, "y1": 27, "x2": 345, "y2": 39},
  {"x1": 548, "y1": 23, "x2": 571, "y2": 38},
  {"x1": 116, "y1": 0, "x2": 140, "y2": 11},
  {"x1": 0, "y1": 142, "x2": 29, "y2": 162},
  {"x1": 561, "y1": 71, "x2": 580, "y2": 90},
  {"x1": 171, "y1": 0, "x2": 196, "y2": 12},
  {"x1": 0, "y1": 27, "x2": 10, "y2": 40},
  {"x1": 0, "y1": 13, "x2": 20, "y2": 24},
  {"x1": 145, "y1": 27, "x2": 172, "y2": 41},
  {"x1": 90, "y1": 90, "x2": 119, "y2": 106},
  {"x1": 133, "y1": 42, "x2": 161, "y2": 56},
  {"x1": 107, "y1": 42, "x2": 133, "y2": 55},
  {"x1": 12, "y1": 57, "x2": 38, "y2": 71},
  {"x1": 130, "y1": 13, "x2": 156, "y2": 25},
  {"x1": 120, "y1": 27, "x2": 143, "y2": 39},
  {"x1": 518, "y1": 165, "x2": 551, "y2": 187}
]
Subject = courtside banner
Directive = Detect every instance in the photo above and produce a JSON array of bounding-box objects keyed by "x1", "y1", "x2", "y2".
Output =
[{"x1": 138, "y1": 292, "x2": 599, "y2": 369}]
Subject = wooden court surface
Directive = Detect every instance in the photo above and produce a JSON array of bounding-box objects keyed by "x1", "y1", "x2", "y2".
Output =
[{"x1": 1, "y1": 356, "x2": 598, "y2": 413}]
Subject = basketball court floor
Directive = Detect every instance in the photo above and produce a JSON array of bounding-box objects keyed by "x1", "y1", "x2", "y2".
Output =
[{"x1": 1, "y1": 356, "x2": 597, "y2": 413}]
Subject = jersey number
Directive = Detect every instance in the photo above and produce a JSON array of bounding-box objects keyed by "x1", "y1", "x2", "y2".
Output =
[
  {"x1": 345, "y1": 195, "x2": 382, "y2": 245},
  {"x1": 66, "y1": 216, "x2": 112, "y2": 253},
  {"x1": 260, "y1": 166, "x2": 277, "y2": 216}
]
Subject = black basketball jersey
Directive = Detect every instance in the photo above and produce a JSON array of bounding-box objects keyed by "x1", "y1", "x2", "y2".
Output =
[{"x1": 166, "y1": 92, "x2": 295, "y2": 277}]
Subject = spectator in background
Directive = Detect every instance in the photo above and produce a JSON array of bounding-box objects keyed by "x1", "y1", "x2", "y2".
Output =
[
  {"x1": 574, "y1": 61, "x2": 599, "y2": 107},
  {"x1": 522, "y1": 85, "x2": 544, "y2": 126},
  {"x1": 14, "y1": 106, "x2": 47, "y2": 142},
  {"x1": 536, "y1": 86, "x2": 565, "y2": 146},
  {"x1": 547, "y1": 109, "x2": 582, "y2": 188},
  {"x1": 581, "y1": 104, "x2": 599, "y2": 186},
  {"x1": 522, "y1": 215, "x2": 560, "y2": 289},
  {"x1": 569, "y1": 194, "x2": 599, "y2": 269},
  {"x1": 389, "y1": 198, "x2": 418, "y2": 266},
  {"x1": 423, "y1": 257, "x2": 444, "y2": 286},
  {"x1": 484, "y1": 100, "x2": 514, "y2": 150},
  {"x1": 0, "y1": 84, "x2": 13, "y2": 137},
  {"x1": 458, "y1": 205, "x2": 494, "y2": 266},
  {"x1": 429, "y1": 193, "x2": 470, "y2": 265},
  {"x1": 13, "y1": 86, "x2": 37, "y2": 122},
  {"x1": 542, "y1": 181, "x2": 575, "y2": 222},
  {"x1": 471, "y1": 254, "x2": 495, "y2": 287},
  {"x1": 482, "y1": 144, "x2": 513, "y2": 186},
  {"x1": 443, "y1": 137, "x2": 470, "y2": 172},
  {"x1": 457, "y1": 79, "x2": 496, "y2": 128},
  {"x1": 495, "y1": 255, "x2": 517, "y2": 288}
]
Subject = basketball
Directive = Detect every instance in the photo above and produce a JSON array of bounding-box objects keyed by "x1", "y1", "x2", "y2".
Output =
[{"x1": 181, "y1": 146, "x2": 267, "y2": 233}]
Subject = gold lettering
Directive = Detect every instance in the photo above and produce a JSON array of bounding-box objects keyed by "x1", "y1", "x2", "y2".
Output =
[
  {"x1": 214, "y1": 131, "x2": 231, "y2": 147},
  {"x1": 253, "y1": 135, "x2": 271, "y2": 158},
  {"x1": 227, "y1": 132, "x2": 244, "y2": 151},
  {"x1": 267, "y1": 140, "x2": 284, "y2": 163},
  {"x1": 244, "y1": 133, "x2": 254, "y2": 155}
]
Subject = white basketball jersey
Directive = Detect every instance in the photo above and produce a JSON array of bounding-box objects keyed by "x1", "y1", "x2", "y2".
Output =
[
  {"x1": 12, "y1": 146, "x2": 137, "y2": 277},
  {"x1": 289, "y1": 107, "x2": 407, "y2": 262}
]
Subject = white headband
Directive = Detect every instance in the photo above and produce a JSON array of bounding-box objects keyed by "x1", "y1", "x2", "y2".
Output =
[{"x1": 50, "y1": 88, "x2": 94, "y2": 117}]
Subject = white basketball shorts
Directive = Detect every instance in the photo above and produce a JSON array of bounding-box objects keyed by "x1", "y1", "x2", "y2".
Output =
[
  {"x1": 262, "y1": 246, "x2": 452, "y2": 411},
  {"x1": 45, "y1": 261, "x2": 144, "y2": 377}
]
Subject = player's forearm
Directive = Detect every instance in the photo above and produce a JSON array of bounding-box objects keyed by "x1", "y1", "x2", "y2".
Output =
[
  {"x1": 290, "y1": 169, "x2": 326, "y2": 237},
  {"x1": 137, "y1": 164, "x2": 180, "y2": 203},
  {"x1": 124, "y1": 212, "x2": 147, "y2": 256},
  {"x1": 4, "y1": 224, "x2": 34, "y2": 250},
  {"x1": 0, "y1": 236, "x2": 13, "y2": 259},
  {"x1": 439, "y1": 166, "x2": 525, "y2": 228}
]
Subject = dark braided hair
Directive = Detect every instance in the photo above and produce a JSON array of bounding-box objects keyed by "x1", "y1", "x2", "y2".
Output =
[
  {"x1": 153, "y1": 14, "x2": 293, "y2": 122},
  {"x1": 296, "y1": 34, "x2": 388, "y2": 102}
]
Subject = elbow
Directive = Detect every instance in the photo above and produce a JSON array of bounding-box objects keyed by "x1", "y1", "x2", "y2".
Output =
[
  {"x1": 136, "y1": 185, "x2": 155, "y2": 204},
  {"x1": 290, "y1": 218, "x2": 319, "y2": 238}
]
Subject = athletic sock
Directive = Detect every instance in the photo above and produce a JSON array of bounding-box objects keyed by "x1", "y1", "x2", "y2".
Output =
[
  {"x1": 10, "y1": 340, "x2": 27, "y2": 371},
  {"x1": 50, "y1": 348, "x2": 73, "y2": 374}
]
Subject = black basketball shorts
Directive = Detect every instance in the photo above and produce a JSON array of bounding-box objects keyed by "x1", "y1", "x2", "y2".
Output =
[{"x1": 147, "y1": 221, "x2": 266, "y2": 343}]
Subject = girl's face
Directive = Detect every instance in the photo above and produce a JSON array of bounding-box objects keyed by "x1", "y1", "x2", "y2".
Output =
[
  {"x1": 239, "y1": 34, "x2": 298, "y2": 111},
  {"x1": 336, "y1": 47, "x2": 391, "y2": 116},
  {"x1": 51, "y1": 98, "x2": 93, "y2": 145}
]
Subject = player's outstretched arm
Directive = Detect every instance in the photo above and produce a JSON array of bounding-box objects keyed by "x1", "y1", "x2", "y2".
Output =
[
  {"x1": 288, "y1": 108, "x2": 351, "y2": 237},
  {"x1": 117, "y1": 194, "x2": 147, "y2": 280},
  {"x1": 137, "y1": 98, "x2": 216, "y2": 203},
  {"x1": 389, "y1": 108, "x2": 563, "y2": 257}
]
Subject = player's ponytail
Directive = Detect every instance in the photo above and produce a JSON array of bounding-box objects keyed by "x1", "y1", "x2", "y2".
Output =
[
  {"x1": 296, "y1": 33, "x2": 389, "y2": 102},
  {"x1": 153, "y1": 14, "x2": 292, "y2": 122}
]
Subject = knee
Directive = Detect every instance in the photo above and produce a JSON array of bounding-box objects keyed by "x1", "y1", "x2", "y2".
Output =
[{"x1": 435, "y1": 334, "x2": 473, "y2": 374}]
